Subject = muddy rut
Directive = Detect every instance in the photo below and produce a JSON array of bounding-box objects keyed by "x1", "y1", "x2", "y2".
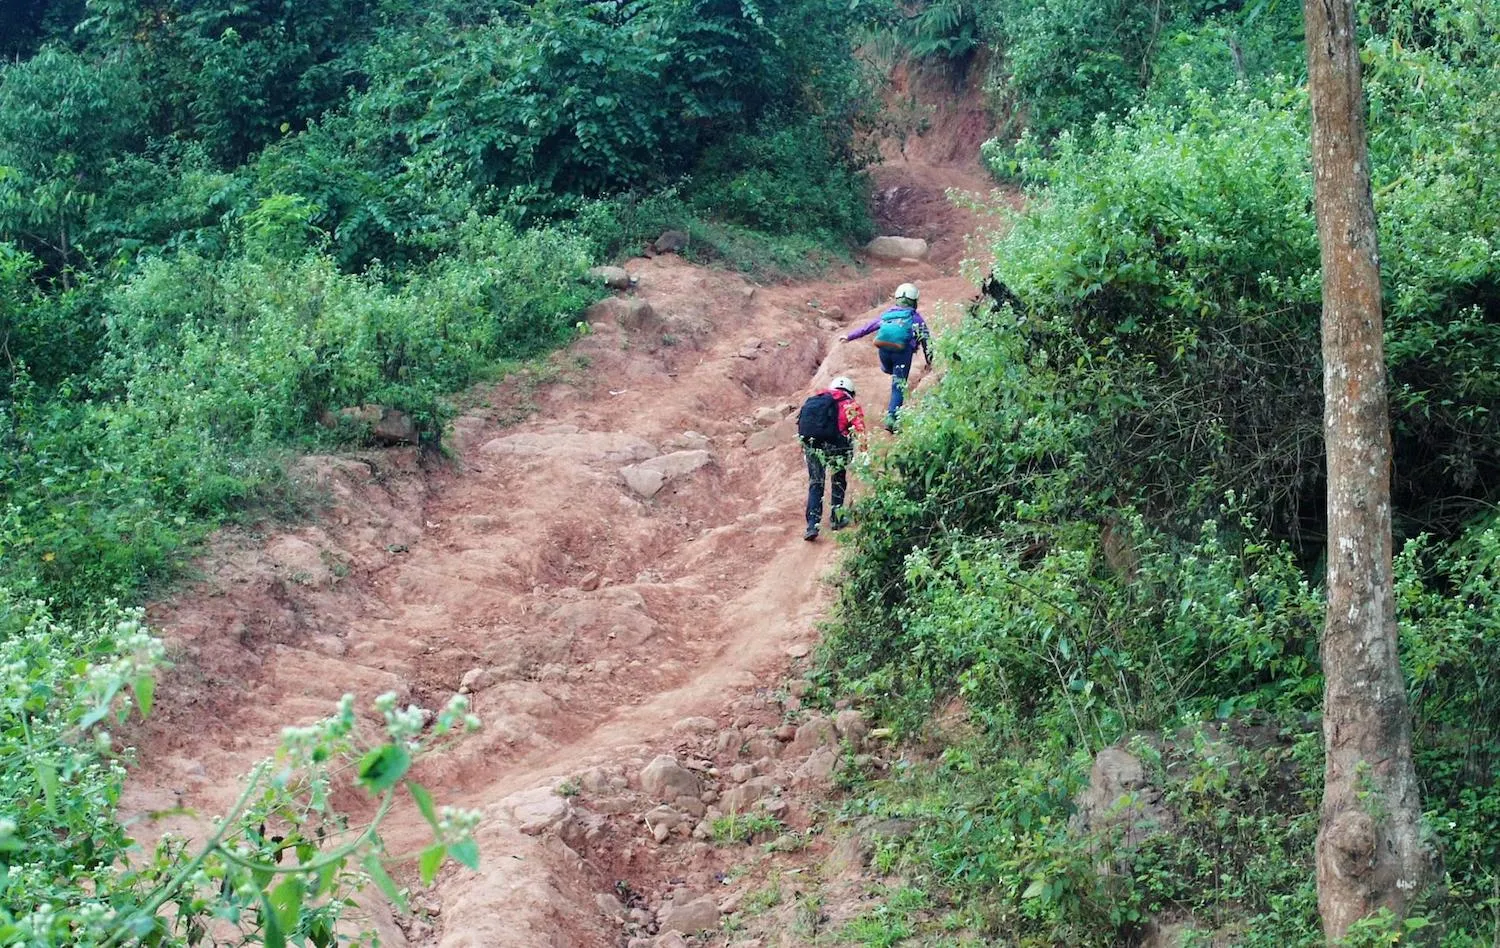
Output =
[{"x1": 122, "y1": 157, "x2": 1006, "y2": 947}]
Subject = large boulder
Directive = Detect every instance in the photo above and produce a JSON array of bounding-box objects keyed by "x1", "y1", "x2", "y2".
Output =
[
  {"x1": 587, "y1": 265, "x2": 632, "y2": 289},
  {"x1": 480, "y1": 427, "x2": 658, "y2": 465},
  {"x1": 653, "y1": 230, "x2": 690, "y2": 254},
  {"x1": 586, "y1": 296, "x2": 658, "y2": 330},
  {"x1": 865, "y1": 235, "x2": 930, "y2": 261},
  {"x1": 619, "y1": 450, "x2": 713, "y2": 499},
  {"x1": 656, "y1": 894, "x2": 719, "y2": 934},
  {"x1": 1071, "y1": 745, "x2": 1173, "y2": 846},
  {"x1": 640, "y1": 755, "x2": 701, "y2": 802}
]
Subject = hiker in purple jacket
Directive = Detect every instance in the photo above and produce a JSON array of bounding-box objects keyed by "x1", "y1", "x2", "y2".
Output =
[{"x1": 842, "y1": 283, "x2": 931, "y2": 431}]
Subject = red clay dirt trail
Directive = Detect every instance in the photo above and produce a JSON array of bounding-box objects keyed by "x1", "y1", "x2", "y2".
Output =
[{"x1": 122, "y1": 130, "x2": 1008, "y2": 945}]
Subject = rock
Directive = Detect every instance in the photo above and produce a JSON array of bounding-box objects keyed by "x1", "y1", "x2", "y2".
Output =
[
  {"x1": 728, "y1": 763, "x2": 756, "y2": 783},
  {"x1": 587, "y1": 265, "x2": 632, "y2": 289},
  {"x1": 719, "y1": 776, "x2": 774, "y2": 814},
  {"x1": 673, "y1": 716, "x2": 717, "y2": 735},
  {"x1": 794, "y1": 747, "x2": 838, "y2": 787},
  {"x1": 774, "y1": 724, "x2": 796, "y2": 742},
  {"x1": 1140, "y1": 920, "x2": 1207, "y2": 948},
  {"x1": 655, "y1": 934, "x2": 690, "y2": 948},
  {"x1": 715, "y1": 728, "x2": 743, "y2": 755},
  {"x1": 596, "y1": 893, "x2": 626, "y2": 919},
  {"x1": 865, "y1": 235, "x2": 930, "y2": 261},
  {"x1": 640, "y1": 755, "x2": 702, "y2": 802},
  {"x1": 621, "y1": 465, "x2": 668, "y2": 499},
  {"x1": 1072, "y1": 744, "x2": 1174, "y2": 846},
  {"x1": 744, "y1": 736, "x2": 779, "y2": 760},
  {"x1": 502, "y1": 786, "x2": 574, "y2": 836},
  {"x1": 835, "y1": 709, "x2": 870, "y2": 747},
  {"x1": 657, "y1": 894, "x2": 719, "y2": 934},
  {"x1": 745, "y1": 421, "x2": 793, "y2": 454},
  {"x1": 752, "y1": 406, "x2": 784, "y2": 427},
  {"x1": 825, "y1": 834, "x2": 870, "y2": 875},
  {"x1": 865, "y1": 818, "x2": 918, "y2": 841},
  {"x1": 741, "y1": 286, "x2": 757, "y2": 302},
  {"x1": 790, "y1": 716, "x2": 838, "y2": 756},
  {"x1": 652, "y1": 822, "x2": 672, "y2": 843},
  {"x1": 579, "y1": 570, "x2": 602, "y2": 592},
  {"x1": 586, "y1": 296, "x2": 659, "y2": 330},
  {"x1": 459, "y1": 667, "x2": 498, "y2": 694},
  {"x1": 265, "y1": 536, "x2": 332, "y2": 587},
  {"x1": 785, "y1": 642, "x2": 812, "y2": 658},
  {"x1": 335, "y1": 404, "x2": 382, "y2": 427},
  {"x1": 788, "y1": 679, "x2": 810, "y2": 698},
  {"x1": 643, "y1": 804, "x2": 691, "y2": 829},
  {"x1": 764, "y1": 798, "x2": 789, "y2": 818},
  {"x1": 620, "y1": 449, "x2": 714, "y2": 498},
  {"x1": 481, "y1": 429, "x2": 658, "y2": 465},
  {"x1": 654, "y1": 230, "x2": 690, "y2": 254},
  {"x1": 677, "y1": 431, "x2": 711, "y2": 450},
  {"x1": 371, "y1": 408, "x2": 417, "y2": 445}
]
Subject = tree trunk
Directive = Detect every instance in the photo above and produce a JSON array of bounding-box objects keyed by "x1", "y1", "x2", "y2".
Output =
[{"x1": 1304, "y1": 0, "x2": 1432, "y2": 938}]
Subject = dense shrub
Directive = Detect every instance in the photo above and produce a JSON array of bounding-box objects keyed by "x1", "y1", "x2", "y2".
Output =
[
  {"x1": 827, "y1": 2, "x2": 1500, "y2": 939},
  {"x1": 0, "y1": 590, "x2": 484, "y2": 946}
]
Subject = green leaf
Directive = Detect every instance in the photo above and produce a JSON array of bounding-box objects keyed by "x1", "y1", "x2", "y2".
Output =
[
  {"x1": 448, "y1": 838, "x2": 480, "y2": 870},
  {"x1": 409, "y1": 781, "x2": 440, "y2": 832},
  {"x1": 356, "y1": 744, "x2": 412, "y2": 794},
  {"x1": 132, "y1": 673, "x2": 156, "y2": 718},
  {"x1": 260, "y1": 892, "x2": 286, "y2": 948},
  {"x1": 363, "y1": 853, "x2": 408, "y2": 912},
  {"x1": 33, "y1": 757, "x2": 59, "y2": 817},
  {"x1": 419, "y1": 843, "x2": 447, "y2": 886},
  {"x1": 1021, "y1": 878, "x2": 1046, "y2": 900},
  {"x1": 270, "y1": 875, "x2": 304, "y2": 934},
  {"x1": 315, "y1": 858, "x2": 342, "y2": 897}
]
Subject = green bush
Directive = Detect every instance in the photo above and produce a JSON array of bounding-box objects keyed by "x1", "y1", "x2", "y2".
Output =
[
  {"x1": 0, "y1": 589, "x2": 484, "y2": 946},
  {"x1": 689, "y1": 118, "x2": 873, "y2": 242}
]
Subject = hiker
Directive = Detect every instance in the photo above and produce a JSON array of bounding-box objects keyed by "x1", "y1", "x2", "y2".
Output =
[
  {"x1": 795, "y1": 376, "x2": 865, "y2": 541},
  {"x1": 841, "y1": 283, "x2": 931, "y2": 431}
]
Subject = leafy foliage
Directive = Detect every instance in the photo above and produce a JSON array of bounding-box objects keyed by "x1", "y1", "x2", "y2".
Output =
[
  {"x1": 827, "y1": 0, "x2": 1500, "y2": 941},
  {"x1": 0, "y1": 591, "x2": 482, "y2": 946},
  {"x1": 0, "y1": 2, "x2": 882, "y2": 944}
]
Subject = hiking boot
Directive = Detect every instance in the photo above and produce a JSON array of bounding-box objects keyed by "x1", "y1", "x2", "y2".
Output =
[
  {"x1": 803, "y1": 524, "x2": 820, "y2": 541},
  {"x1": 831, "y1": 517, "x2": 850, "y2": 532}
]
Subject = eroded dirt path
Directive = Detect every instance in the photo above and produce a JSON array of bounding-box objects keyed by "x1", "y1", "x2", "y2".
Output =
[{"x1": 124, "y1": 153, "x2": 1006, "y2": 946}]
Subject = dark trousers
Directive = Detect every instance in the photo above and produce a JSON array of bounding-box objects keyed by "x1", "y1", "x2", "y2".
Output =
[
  {"x1": 878, "y1": 347, "x2": 913, "y2": 425},
  {"x1": 802, "y1": 438, "x2": 851, "y2": 528}
]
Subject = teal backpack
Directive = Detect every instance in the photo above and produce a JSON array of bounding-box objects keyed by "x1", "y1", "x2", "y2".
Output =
[{"x1": 873, "y1": 306, "x2": 916, "y2": 350}]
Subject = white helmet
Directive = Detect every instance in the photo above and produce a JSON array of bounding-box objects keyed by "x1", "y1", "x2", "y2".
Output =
[
  {"x1": 830, "y1": 376, "x2": 856, "y2": 396},
  {"x1": 894, "y1": 283, "x2": 919, "y2": 304}
]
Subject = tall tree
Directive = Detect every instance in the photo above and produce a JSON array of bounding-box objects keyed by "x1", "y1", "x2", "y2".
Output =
[{"x1": 1303, "y1": 0, "x2": 1433, "y2": 937}]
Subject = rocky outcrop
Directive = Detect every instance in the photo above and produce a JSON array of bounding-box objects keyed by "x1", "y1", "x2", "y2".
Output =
[
  {"x1": 619, "y1": 450, "x2": 713, "y2": 499},
  {"x1": 864, "y1": 235, "x2": 930, "y2": 261}
]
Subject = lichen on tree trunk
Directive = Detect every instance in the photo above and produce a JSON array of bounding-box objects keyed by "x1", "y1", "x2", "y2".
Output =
[{"x1": 1304, "y1": 0, "x2": 1433, "y2": 937}]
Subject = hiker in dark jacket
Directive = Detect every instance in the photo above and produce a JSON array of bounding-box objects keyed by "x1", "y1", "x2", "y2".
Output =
[
  {"x1": 842, "y1": 283, "x2": 931, "y2": 431},
  {"x1": 795, "y1": 376, "x2": 866, "y2": 541}
]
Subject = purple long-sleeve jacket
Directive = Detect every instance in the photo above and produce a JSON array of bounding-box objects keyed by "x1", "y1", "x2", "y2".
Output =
[{"x1": 845, "y1": 306, "x2": 932, "y2": 362}]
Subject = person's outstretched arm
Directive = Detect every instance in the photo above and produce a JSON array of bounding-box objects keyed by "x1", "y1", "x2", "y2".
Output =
[{"x1": 844, "y1": 317, "x2": 882, "y2": 342}]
